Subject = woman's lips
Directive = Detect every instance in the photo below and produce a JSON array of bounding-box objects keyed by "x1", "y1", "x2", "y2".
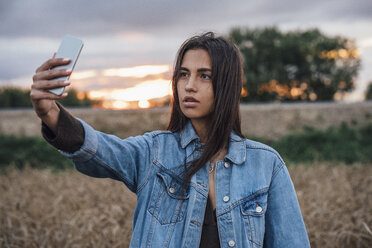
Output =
[{"x1": 183, "y1": 96, "x2": 199, "y2": 107}]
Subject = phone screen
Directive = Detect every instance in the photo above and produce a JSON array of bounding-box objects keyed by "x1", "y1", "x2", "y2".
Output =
[{"x1": 48, "y1": 35, "x2": 84, "y2": 95}]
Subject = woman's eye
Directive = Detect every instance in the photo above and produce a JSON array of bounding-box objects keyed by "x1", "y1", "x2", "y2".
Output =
[
  {"x1": 201, "y1": 74, "x2": 211, "y2": 80},
  {"x1": 179, "y1": 72, "x2": 189, "y2": 78}
]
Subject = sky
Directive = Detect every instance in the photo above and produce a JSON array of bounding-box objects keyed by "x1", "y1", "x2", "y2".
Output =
[{"x1": 1, "y1": 0, "x2": 372, "y2": 105}]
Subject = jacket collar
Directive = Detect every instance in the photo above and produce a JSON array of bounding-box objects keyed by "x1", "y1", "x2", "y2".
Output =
[
  {"x1": 180, "y1": 121, "x2": 246, "y2": 165},
  {"x1": 180, "y1": 121, "x2": 200, "y2": 149},
  {"x1": 225, "y1": 131, "x2": 246, "y2": 165}
]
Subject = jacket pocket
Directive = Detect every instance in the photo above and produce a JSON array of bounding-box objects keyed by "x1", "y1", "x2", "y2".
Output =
[
  {"x1": 240, "y1": 189, "x2": 268, "y2": 247},
  {"x1": 147, "y1": 171, "x2": 190, "y2": 225}
]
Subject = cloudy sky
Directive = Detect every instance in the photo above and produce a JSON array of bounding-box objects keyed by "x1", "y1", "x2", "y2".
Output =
[{"x1": 1, "y1": 0, "x2": 372, "y2": 103}]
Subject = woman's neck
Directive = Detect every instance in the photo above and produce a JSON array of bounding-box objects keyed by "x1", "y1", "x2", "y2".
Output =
[{"x1": 191, "y1": 119, "x2": 209, "y2": 144}]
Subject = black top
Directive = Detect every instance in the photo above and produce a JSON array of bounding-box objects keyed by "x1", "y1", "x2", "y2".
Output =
[
  {"x1": 200, "y1": 196, "x2": 221, "y2": 248},
  {"x1": 41, "y1": 103, "x2": 221, "y2": 247}
]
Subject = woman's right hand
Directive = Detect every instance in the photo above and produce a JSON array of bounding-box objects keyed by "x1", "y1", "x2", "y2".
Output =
[{"x1": 30, "y1": 55, "x2": 72, "y2": 133}]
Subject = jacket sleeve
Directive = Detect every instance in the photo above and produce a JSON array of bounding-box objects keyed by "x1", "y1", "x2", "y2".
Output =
[
  {"x1": 60, "y1": 119, "x2": 154, "y2": 194},
  {"x1": 264, "y1": 162, "x2": 310, "y2": 247}
]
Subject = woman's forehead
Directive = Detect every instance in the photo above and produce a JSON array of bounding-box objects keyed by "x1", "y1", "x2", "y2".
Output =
[{"x1": 180, "y1": 49, "x2": 211, "y2": 70}]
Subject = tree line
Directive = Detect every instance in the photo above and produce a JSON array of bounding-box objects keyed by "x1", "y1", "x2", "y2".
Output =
[{"x1": 0, "y1": 87, "x2": 95, "y2": 108}]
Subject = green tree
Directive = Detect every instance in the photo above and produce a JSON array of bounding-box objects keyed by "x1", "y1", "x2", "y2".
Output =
[
  {"x1": 57, "y1": 88, "x2": 95, "y2": 107},
  {"x1": 366, "y1": 82, "x2": 372, "y2": 100},
  {"x1": 0, "y1": 87, "x2": 32, "y2": 108},
  {"x1": 229, "y1": 27, "x2": 361, "y2": 102}
]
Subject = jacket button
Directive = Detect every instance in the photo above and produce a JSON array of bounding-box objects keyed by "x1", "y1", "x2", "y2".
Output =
[
  {"x1": 256, "y1": 206, "x2": 263, "y2": 213},
  {"x1": 224, "y1": 162, "x2": 230, "y2": 168},
  {"x1": 228, "y1": 240, "x2": 235, "y2": 247},
  {"x1": 169, "y1": 187, "x2": 175, "y2": 194},
  {"x1": 223, "y1": 196, "x2": 230, "y2": 202}
]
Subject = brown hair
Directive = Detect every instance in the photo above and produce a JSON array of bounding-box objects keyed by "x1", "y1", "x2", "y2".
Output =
[{"x1": 167, "y1": 32, "x2": 244, "y2": 192}]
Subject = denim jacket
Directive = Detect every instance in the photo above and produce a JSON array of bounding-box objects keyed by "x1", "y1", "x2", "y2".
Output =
[{"x1": 61, "y1": 119, "x2": 310, "y2": 248}]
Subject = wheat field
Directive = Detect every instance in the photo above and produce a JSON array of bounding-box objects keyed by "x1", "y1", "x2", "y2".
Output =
[
  {"x1": 1, "y1": 164, "x2": 371, "y2": 248},
  {"x1": 1, "y1": 102, "x2": 372, "y2": 247}
]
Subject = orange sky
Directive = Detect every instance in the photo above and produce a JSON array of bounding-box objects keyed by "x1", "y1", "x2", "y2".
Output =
[{"x1": 70, "y1": 64, "x2": 173, "y2": 109}]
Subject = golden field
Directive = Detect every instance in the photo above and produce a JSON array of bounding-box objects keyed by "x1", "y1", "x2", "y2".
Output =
[
  {"x1": 0, "y1": 164, "x2": 371, "y2": 247},
  {"x1": 1, "y1": 101, "x2": 372, "y2": 247}
]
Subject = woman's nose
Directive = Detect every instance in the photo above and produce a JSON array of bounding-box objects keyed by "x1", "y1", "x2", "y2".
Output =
[{"x1": 185, "y1": 76, "x2": 197, "y2": 92}]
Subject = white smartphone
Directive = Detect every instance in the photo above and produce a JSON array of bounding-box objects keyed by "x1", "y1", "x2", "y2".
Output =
[{"x1": 48, "y1": 35, "x2": 84, "y2": 95}]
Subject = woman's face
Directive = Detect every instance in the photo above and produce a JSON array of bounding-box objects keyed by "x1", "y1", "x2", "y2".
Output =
[{"x1": 177, "y1": 49, "x2": 214, "y2": 123}]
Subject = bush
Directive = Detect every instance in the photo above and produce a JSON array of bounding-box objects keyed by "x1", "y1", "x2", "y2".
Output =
[
  {"x1": 0, "y1": 135, "x2": 73, "y2": 171},
  {"x1": 269, "y1": 123, "x2": 372, "y2": 164}
]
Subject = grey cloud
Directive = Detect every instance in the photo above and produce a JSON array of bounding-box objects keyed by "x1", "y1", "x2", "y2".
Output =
[
  {"x1": 231, "y1": 0, "x2": 372, "y2": 27},
  {"x1": 1, "y1": 0, "x2": 371, "y2": 38},
  {"x1": 0, "y1": 0, "x2": 212, "y2": 37}
]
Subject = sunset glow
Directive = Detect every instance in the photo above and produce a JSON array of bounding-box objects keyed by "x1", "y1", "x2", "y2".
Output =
[
  {"x1": 87, "y1": 79, "x2": 172, "y2": 109},
  {"x1": 88, "y1": 79, "x2": 171, "y2": 101},
  {"x1": 103, "y1": 65, "x2": 170, "y2": 78},
  {"x1": 319, "y1": 49, "x2": 359, "y2": 59},
  {"x1": 138, "y1": 100, "x2": 151, "y2": 108},
  {"x1": 111, "y1": 100, "x2": 129, "y2": 109},
  {"x1": 70, "y1": 70, "x2": 98, "y2": 80},
  {"x1": 66, "y1": 63, "x2": 173, "y2": 109}
]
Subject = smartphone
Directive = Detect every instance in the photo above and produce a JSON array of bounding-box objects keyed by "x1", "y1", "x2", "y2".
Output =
[{"x1": 48, "y1": 35, "x2": 84, "y2": 95}]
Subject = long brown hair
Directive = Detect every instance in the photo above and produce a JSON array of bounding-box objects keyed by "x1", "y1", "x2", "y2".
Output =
[{"x1": 167, "y1": 32, "x2": 244, "y2": 192}]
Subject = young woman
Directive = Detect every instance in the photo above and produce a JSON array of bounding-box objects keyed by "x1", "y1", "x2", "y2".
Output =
[{"x1": 31, "y1": 32, "x2": 310, "y2": 247}]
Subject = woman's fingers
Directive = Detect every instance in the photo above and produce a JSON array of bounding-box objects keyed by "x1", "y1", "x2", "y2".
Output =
[
  {"x1": 35, "y1": 57, "x2": 70, "y2": 73},
  {"x1": 32, "y1": 80, "x2": 71, "y2": 90},
  {"x1": 33, "y1": 56, "x2": 71, "y2": 82},
  {"x1": 30, "y1": 89, "x2": 68, "y2": 101},
  {"x1": 33, "y1": 68, "x2": 71, "y2": 81},
  {"x1": 31, "y1": 55, "x2": 70, "y2": 119}
]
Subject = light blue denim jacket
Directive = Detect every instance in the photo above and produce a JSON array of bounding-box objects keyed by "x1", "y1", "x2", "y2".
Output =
[{"x1": 61, "y1": 119, "x2": 310, "y2": 248}]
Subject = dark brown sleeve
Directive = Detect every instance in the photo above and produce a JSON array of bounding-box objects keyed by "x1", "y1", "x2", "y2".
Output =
[{"x1": 41, "y1": 102, "x2": 84, "y2": 153}]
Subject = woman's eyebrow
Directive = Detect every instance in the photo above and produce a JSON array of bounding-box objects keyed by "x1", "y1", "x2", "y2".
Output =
[
  {"x1": 197, "y1": 68, "x2": 212, "y2": 73},
  {"x1": 179, "y1": 67, "x2": 211, "y2": 72}
]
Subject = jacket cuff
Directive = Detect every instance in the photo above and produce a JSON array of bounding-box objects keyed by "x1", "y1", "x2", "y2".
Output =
[{"x1": 41, "y1": 102, "x2": 85, "y2": 153}]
